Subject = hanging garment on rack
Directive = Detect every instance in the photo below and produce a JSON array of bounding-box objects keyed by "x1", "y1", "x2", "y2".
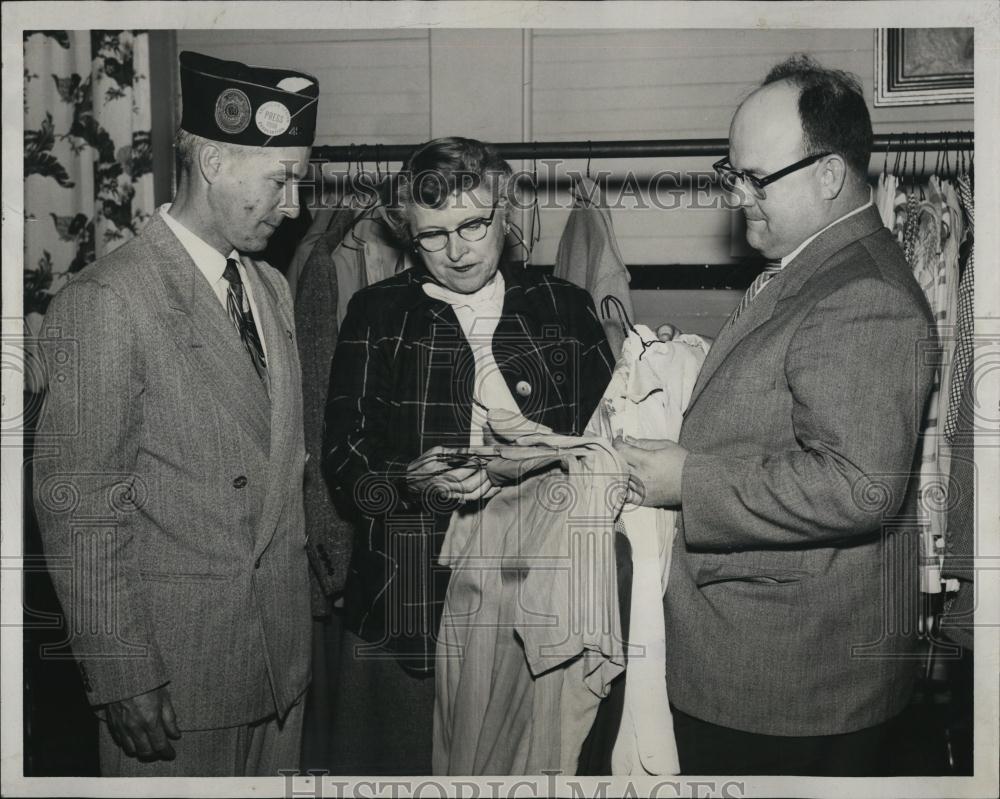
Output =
[
  {"x1": 294, "y1": 203, "x2": 369, "y2": 773},
  {"x1": 875, "y1": 172, "x2": 898, "y2": 230},
  {"x1": 946, "y1": 173, "x2": 975, "y2": 442},
  {"x1": 294, "y1": 204, "x2": 359, "y2": 610},
  {"x1": 433, "y1": 423, "x2": 627, "y2": 776},
  {"x1": 905, "y1": 176, "x2": 963, "y2": 592},
  {"x1": 330, "y1": 205, "x2": 418, "y2": 327},
  {"x1": 912, "y1": 181, "x2": 946, "y2": 591},
  {"x1": 934, "y1": 177, "x2": 963, "y2": 448},
  {"x1": 940, "y1": 357, "x2": 976, "y2": 650},
  {"x1": 901, "y1": 191, "x2": 921, "y2": 266},
  {"x1": 940, "y1": 169, "x2": 975, "y2": 650},
  {"x1": 286, "y1": 204, "x2": 334, "y2": 300},
  {"x1": 554, "y1": 175, "x2": 634, "y2": 355},
  {"x1": 586, "y1": 324, "x2": 707, "y2": 777}
]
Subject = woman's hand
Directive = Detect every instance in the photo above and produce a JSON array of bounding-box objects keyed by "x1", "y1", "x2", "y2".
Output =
[{"x1": 406, "y1": 446, "x2": 501, "y2": 505}]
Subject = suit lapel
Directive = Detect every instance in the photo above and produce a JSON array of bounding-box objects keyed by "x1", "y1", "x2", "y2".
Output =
[
  {"x1": 145, "y1": 215, "x2": 272, "y2": 448},
  {"x1": 242, "y1": 257, "x2": 300, "y2": 557},
  {"x1": 685, "y1": 276, "x2": 783, "y2": 413},
  {"x1": 684, "y1": 206, "x2": 886, "y2": 417}
]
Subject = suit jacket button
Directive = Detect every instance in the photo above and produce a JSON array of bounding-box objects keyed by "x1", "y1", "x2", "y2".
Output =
[
  {"x1": 233, "y1": 476, "x2": 248, "y2": 489},
  {"x1": 515, "y1": 380, "x2": 532, "y2": 397}
]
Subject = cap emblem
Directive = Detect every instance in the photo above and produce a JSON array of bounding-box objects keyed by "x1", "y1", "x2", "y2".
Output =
[{"x1": 214, "y1": 88, "x2": 251, "y2": 135}]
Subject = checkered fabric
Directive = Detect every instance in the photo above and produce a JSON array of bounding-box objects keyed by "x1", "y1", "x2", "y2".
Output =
[
  {"x1": 322, "y1": 262, "x2": 615, "y2": 672},
  {"x1": 946, "y1": 173, "x2": 975, "y2": 442}
]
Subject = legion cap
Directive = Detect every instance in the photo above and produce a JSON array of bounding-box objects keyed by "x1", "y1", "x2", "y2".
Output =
[{"x1": 179, "y1": 50, "x2": 319, "y2": 147}]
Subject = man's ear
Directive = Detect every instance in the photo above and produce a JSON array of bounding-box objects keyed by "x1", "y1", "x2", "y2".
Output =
[
  {"x1": 819, "y1": 153, "x2": 847, "y2": 200},
  {"x1": 198, "y1": 142, "x2": 224, "y2": 184}
]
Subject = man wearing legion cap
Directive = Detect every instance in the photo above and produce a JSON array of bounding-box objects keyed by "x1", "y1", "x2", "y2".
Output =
[{"x1": 34, "y1": 52, "x2": 319, "y2": 776}]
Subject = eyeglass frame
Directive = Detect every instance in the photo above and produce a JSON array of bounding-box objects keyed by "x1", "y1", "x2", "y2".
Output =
[
  {"x1": 713, "y1": 151, "x2": 833, "y2": 199},
  {"x1": 410, "y1": 204, "x2": 499, "y2": 253}
]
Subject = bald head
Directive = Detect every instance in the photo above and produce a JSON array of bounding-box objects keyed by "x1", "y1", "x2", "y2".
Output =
[{"x1": 731, "y1": 81, "x2": 807, "y2": 177}]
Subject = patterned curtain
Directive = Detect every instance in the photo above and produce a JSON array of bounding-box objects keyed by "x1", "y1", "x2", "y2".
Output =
[{"x1": 23, "y1": 30, "x2": 154, "y2": 390}]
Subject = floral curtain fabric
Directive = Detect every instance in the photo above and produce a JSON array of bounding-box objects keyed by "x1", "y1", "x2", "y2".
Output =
[{"x1": 23, "y1": 30, "x2": 155, "y2": 388}]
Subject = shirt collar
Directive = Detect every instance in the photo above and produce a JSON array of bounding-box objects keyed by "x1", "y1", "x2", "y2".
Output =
[
  {"x1": 780, "y1": 189, "x2": 874, "y2": 268},
  {"x1": 159, "y1": 204, "x2": 239, "y2": 283}
]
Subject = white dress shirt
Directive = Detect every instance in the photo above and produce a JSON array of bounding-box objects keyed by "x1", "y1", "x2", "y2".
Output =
[{"x1": 159, "y1": 205, "x2": 268, "y2": 357}]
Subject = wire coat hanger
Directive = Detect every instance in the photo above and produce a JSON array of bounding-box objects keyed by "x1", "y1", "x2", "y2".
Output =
[{"x1": 600, "y1": 295, "x2": 657, "y2": 360}]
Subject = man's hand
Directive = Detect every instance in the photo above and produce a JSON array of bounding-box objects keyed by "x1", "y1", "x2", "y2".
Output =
[
  {"x1": 106, "y1": 685, "x2": 181, "y2": 761},
  {"x1": 613, "y1": 436, "x2": 689, "y2": 508},
  {"x1": 406, "y1": 446, "x2": 500, "y2": 505}
]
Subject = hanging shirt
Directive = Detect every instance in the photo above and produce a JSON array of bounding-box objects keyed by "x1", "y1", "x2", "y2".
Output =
[
  {"x1": 433, "y1": 328, "x2": 708, "y2": 776},
  {"x1": 875, "y1": 173, "x2": 899, "y2": 230},
  {"x1": 159, "y1": 204, "x2": 268, "y2": 358},
  {"x1": 554, "y1": 175, "x2": 634, "y2": 355},
  {"x1": 422, "y1": 271, "x2": 522, "y2": 446},
  {"x1": 587, "y1": 324, "x2": 708, "y2": 776}
]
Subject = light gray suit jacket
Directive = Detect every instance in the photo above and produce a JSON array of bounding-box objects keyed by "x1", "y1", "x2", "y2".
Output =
[
  {"x1": 33, "y1": 213, "x2": 311, "y2": 730},
  {"x1": 666, "y1": 206, "x2": 935, "y2": 736}
]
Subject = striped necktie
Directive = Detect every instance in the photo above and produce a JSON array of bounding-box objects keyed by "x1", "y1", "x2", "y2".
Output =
[
  {"x1": 729, "y1": 262, "x2": 783, "y2": 328},
  {"x1": 222, "y1": 258, "x2": 268, "y2": 383}
]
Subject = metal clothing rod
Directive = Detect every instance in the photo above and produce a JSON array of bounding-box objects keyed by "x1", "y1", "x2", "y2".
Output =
[{"x1": 311, "y1": 131, "x2": 974, "y2": 164}]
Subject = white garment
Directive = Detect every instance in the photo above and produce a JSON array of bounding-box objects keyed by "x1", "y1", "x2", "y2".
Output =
[
  {"x1": 423, "y1": 271, "x2": 521, "y2": 445},
  {"x1": 588, "y1": 324, "x2": 708, "y2": 776},
  {"x1": 159, "y1": 204, "x2": 268, "y2": 358}
]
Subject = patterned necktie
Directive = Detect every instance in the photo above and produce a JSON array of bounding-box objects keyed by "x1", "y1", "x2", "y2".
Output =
[
  {"x1": 729, "y1": 262, "x2": 783, "y2": 327},
  {"x1": 222, "y1": 258, "x2": 268, "y2": 382}
]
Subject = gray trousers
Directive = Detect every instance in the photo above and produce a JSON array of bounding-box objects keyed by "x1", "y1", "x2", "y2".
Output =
[{"x1": 98, "y1": 698, "x2": 304, "y2": 777}]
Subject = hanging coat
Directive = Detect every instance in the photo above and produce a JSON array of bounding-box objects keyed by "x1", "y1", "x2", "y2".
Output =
[{"x1": 554, "y1": 175, "x2": 634, "y2": 355}]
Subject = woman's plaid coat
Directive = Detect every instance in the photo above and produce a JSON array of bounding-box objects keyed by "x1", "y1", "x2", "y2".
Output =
[{"x1": 322, "y1": 262, "x2": 615, "y2": 672}]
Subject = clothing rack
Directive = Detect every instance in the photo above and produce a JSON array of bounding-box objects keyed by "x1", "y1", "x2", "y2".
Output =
[
  {"x1": 312, "y1": 131, "x2": 974, "y2": 164},
  {"x1": 310, "y1": 131, "x2": 973, "y2": 291}
]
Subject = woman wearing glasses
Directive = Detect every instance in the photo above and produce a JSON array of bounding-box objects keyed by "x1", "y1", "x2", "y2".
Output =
[{"x1": 321, "y1": 137, "x2": 615, "y2": 774}]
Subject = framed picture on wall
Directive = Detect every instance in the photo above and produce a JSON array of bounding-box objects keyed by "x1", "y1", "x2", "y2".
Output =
[{"x1": 874, "y1": 28, "x2": 973, "y2": 106}]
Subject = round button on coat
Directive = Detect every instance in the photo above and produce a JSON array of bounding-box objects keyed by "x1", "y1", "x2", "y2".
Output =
[
  {"x1": 515, "y1": 380, "x2": 532, "y2": 397},
  {"x1": 233, "y1": 475, "x2": 248, "y2": 489}
]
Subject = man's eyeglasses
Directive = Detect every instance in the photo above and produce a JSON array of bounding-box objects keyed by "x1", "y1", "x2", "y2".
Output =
[
  {"x1": 411, "y1": 206, "x2": 498, "y2": 253},
  {"x1": 713, "y1": 152, "x2": 832, "y2": 200}
]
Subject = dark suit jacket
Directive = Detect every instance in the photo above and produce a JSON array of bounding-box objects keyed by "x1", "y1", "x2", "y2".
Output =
[
  {"x1": 32, "y1": 214, "x2": 312, "y2": 730},
  {"x1": 665, "y1": 206, "x2": 935, "y2": 736}
]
